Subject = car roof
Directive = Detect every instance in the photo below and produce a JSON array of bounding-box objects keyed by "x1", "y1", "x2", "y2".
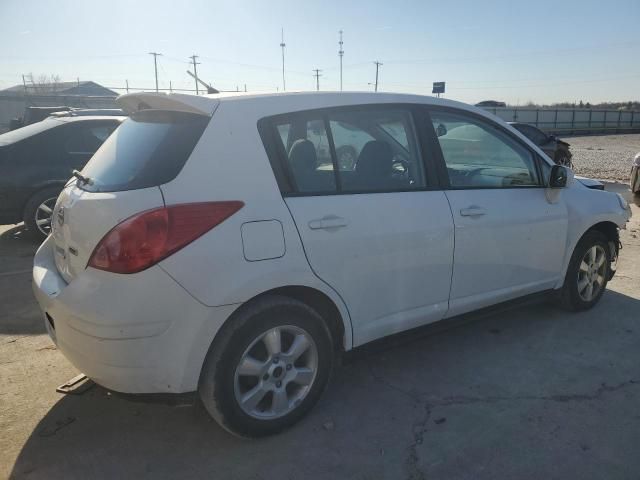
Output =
[
  {"x1": 117, "y1": 90, "x2": 501, "y2": 123},
  {"x1": 0, "y1": 116, "x2": 125, "y2": 146}
]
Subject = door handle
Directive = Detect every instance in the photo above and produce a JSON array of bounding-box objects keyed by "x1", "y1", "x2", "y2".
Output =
[
  {"x1": 308, "y1": 215, "x2": 348, "y2": 230},
  {"x1": 459, "y1": 206, "x2": 487, "y2": 217}
]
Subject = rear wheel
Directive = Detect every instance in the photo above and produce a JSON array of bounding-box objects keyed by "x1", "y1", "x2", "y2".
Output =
[
  {"x1": 23, "y1": 186, "x2": 61, "y2": 239},
  {"x1": 198, "y1": 296, "x2": 334, "y2": 437},
  {"x1": 560, "y1": 231, "x2": 610, "y2": 311}
]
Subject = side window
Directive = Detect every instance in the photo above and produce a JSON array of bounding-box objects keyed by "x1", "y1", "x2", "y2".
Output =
[
  {"x1": 63, "y1": 124, "x2": 88, "y2": 153},
  {"x1": 64, "y1": 122, "x2": 117, "y2": 154},
  {"x1": 530, "y1": 128, "x2": 548, "y2": 146},
  {"x1": 328, "y1": 109, "x2": 425, "y2": 192},
  {"x1": 269, "y1": 107, "x2": 425, "y2": 195},
  {"x1": 85, "y1": 124, "x2": 117, "y2": 151},
  {"x1": 431, "y1": 112, "x2": 540, "y2": 188},
  {"x1": 274, "y1": 116, "x2": 336, "y2": 194}
]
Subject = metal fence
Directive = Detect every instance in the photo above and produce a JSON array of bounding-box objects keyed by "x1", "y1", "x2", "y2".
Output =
[{"x1": 481, "y1": 107, "x2": 640, "y2": 134}]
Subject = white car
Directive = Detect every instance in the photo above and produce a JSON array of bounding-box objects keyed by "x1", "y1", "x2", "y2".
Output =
[{"x1": 32, "y1": 92, "x2": 631, "y2": 437}]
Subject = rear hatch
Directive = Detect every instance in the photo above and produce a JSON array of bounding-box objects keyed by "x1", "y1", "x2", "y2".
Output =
[{"x1": 51, "y1": 93, "x2": 216, "y2": 282}]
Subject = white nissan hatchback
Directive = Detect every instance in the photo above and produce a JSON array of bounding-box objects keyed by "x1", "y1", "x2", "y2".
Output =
[{"x1": 33, "y1": 92, "x2": 631, "y2": 437}]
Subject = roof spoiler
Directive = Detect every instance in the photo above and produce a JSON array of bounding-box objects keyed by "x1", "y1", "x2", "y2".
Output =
[{"x1": 116, "y1": 92, "x2": 219, "y2": 116}]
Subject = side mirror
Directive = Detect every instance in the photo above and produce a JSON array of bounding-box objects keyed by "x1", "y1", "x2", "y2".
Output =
[
  {"x1": 549, "y1": 165, "x2": 568, "y2": 188},
  {"x1": 436, "y1": 124, "x2": 447, "y2": 137}
]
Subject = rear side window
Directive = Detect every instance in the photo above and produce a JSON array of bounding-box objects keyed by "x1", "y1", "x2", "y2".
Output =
[
  {"x1": 79, "y1": 110, "x2": 209, "y2": 192},
  {"x1": 264, "y1": 106, "x2": 425, "y2": 195}
]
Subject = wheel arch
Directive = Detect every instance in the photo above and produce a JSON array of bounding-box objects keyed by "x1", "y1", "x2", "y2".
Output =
[
  {"x1": 584, "y1": 220, "x2": 620, "y2": 246},
  {"x1": 193, "y1": 284, "x2": 352, "y2": 392},
  {"x1": 21, "y1": 181, "x2": 65, "y2": 219},
  {"x1": 252, "y1": 286, "x2": 349, "y2": 354},
  {"x1": 557, "y1": 220, "x2": 620, "y2": 289}
]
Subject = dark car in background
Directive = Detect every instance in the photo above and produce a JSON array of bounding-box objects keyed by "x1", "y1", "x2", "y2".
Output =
[
  {"x1": 509, "y1": 122, "x2": 573, "y2": 167},
  {"x1": 0, "y1": 115, "x2": 123, "y2": 237}
]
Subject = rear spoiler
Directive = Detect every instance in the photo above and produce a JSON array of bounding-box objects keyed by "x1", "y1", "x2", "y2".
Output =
[{"x1": 116, "y1": 92, "x2": 219, "y2": 116}]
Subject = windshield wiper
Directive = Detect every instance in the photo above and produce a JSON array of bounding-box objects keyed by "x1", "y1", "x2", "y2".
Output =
[{"x1": 72, "y1": 169, "x2": 94, "y2": 186}]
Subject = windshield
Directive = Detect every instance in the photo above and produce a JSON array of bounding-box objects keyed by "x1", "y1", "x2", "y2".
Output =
[{"x1": 79, "y1": 110, "x2": 210, "y2": 192}]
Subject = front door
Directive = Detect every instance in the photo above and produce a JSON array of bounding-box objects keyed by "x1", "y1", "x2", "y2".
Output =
[
  {"x1": 427, "y1": 109, "x2": 568, "y2": 317},
  {"x1": 269, "y1": 105, "x2": 455, "y2": 346}
]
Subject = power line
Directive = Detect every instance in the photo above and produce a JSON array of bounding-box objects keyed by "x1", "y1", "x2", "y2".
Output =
[
  {"x1": 148, "y1": 52, "x2": 162, "y2": 92},
  {"x1": 312, "y1": 69, "x2": 322, "y2": 91},
  {"x1": 280, "y1": 28, "x2": 286, "y2": 91}
]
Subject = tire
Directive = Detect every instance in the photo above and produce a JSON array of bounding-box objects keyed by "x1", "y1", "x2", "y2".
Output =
[
  {"x1": 559, "y1": 231, "x2": 610, "y2": 311},
  {"x1": 23, "y1": 186, "x2": 62, "y2": 239},
  {"x1": 198, "y1": 295, "x2": 334, "y2": 437}
]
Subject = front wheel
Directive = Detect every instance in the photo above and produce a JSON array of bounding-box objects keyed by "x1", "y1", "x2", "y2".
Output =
[
  {"x1": 560, "y1": 231, "x2": 610, "y2": 311},
  {"x1": 198, "y1": 296, "x2": 334, "y2": 437}
]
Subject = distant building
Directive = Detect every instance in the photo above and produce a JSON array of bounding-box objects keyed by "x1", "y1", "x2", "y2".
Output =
[{"x1": 0, "y1": 81, "x2": 119, "y2": 132}]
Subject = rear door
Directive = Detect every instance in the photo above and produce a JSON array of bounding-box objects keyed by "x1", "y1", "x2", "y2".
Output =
[
  {"x1": 264, "y1": 105, "x2": 454, "y2": 346},
  {"x1": 425, "y1": 108, "x2": 568, "y2": 317}
]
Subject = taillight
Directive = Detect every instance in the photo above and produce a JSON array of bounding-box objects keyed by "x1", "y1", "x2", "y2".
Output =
[{"x1": 88, "y1": 201, "x2": 244, "y2": 274}]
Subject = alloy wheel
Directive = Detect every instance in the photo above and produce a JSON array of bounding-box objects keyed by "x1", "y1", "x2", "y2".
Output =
[
  {"x1": 234, "y1": 325, "x2": 318, "y2": 419},
  {"x1": 577, "y1": 245, "x2": 607, "y2": 302},
  {"x1": 34, "y1": 197, "x2": 57, "y2": 236}
]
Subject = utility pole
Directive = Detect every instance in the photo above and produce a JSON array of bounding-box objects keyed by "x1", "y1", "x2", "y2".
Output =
[
  {"x1": 189, "y1": 55, "x2": 201, "y2": 94},
  {"x1": 149, "y1": 52, "x2": 162, "y2": 92},
  {"x1": 125, "y1": 79, "x2": 129, "y2": 93},
  {"x1": 312, "y1": 69, "x2": 322, "y2": 91},
  {"x1": 280, "y1": 28, "x2": 286, "y2": 91},
  {"x1": 373, "y1": 61, "x2": 382, "y2": 92},
  {"x1": 22, "y1": 74, "x2": 28, "y2": 95},
  {"x1": 169, "y1": 81, "x2": 173, "y2": 93},
  {"x1": 338, "y1": 30, "x2": 344, "y2": 91}
]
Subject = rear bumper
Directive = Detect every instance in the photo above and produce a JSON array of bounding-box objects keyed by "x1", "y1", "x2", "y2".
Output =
[{"x1": 32, "y1": 236, "x2": 240, "y2": 393}]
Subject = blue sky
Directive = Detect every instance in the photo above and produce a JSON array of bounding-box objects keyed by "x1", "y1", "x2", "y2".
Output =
[{"x1": 0, "y1": 0, "x2": 638, "y2": 104}]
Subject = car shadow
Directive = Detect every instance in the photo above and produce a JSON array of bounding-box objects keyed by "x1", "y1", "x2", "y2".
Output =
[
  {"x1": 9, "y1": 290, "x2": 640, "y2": 479},
  {"x1": 0, "y1": 224, "x2": 45, "y2": 335}
]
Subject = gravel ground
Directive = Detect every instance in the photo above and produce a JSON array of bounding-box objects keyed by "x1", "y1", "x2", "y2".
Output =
[{"x1": 568, "y1": 133, "x2": 640, "y2": 182}]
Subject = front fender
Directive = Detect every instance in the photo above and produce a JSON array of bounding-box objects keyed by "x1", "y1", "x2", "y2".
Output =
[{"x1": 554, "y1": 185, "x2": 630, "y2": 288}]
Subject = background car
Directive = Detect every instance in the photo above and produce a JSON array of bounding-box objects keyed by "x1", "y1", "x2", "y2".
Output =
[
  {"x1": 509, "y1": 122, "x2": 573, "y2": 167},
  {"x1": 632, "y1": 152, "x2": 640, "y2": 194},
  {"x1": 475, "y1": 100, "x2": 507, "y2": 108},
  {"x1": 0, "y1": 115, "x2": 124, "y2": 237}
]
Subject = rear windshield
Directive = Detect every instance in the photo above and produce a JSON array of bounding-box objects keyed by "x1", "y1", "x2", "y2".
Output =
[{"x1": 79, "y1": 110, "x2": 210, "y2": 192}]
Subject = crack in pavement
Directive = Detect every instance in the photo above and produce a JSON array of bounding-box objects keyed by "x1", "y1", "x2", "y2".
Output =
[
  {"x1": 406, "y1": 403, "x2": 431, "y2": 480},
  {"x1": 367, "y1": 365, "x2": 640, "y2": 479},
  {"x1": 432, "y1": 379, "x2": 640, "y2": 407}
]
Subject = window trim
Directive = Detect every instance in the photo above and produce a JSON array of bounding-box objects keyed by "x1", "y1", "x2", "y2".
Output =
[
  {"x1": 257, "y1": 103, "x2": 439, "y2": 197},
  {"x1": 423, "y1": 106, "x2": 548, "y2": 190}
]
